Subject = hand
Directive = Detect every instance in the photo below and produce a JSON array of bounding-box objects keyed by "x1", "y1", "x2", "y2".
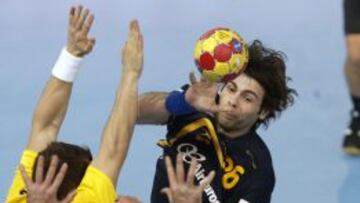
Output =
[
  {"x1": 185, "y1": 72, "x2": 230, "y2": 113},
  {"x1": 121, "y1": 20, "x2": 144, "y2": 78},
  {"x1": 161, "y1": 154, "x2": 215, "y2": 203},
  {"x1": 20, "y1": 155, "x2": 76, "y2": 203},
  {"x1": 67, "y1": 5, "x2": 95, "y2": 57}
]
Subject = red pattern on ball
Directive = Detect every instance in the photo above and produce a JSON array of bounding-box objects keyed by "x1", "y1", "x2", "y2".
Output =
[
  {"x1": 199, "y1": 52, "x2": 215, "y2": 70},
  {"x1": 214, "y1": 44, "x2": 233, "y2": 62}
]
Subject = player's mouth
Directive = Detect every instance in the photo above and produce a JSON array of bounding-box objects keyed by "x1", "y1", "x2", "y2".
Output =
[{"x1": 223, "y1": 112, "x2": 237, "y2": 120}]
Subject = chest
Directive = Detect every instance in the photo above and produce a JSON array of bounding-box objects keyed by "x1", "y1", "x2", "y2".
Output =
[{"x1": 220, "y1": 141, "x2": 258, "y2": 191}]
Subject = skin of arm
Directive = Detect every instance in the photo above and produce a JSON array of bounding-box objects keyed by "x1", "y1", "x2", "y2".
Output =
[
  {"x1": 137, "y1": 91, "x2": 170, "y2": 125},
  {"x1": 27, "y1": 5, "x2": 95, "y2": 153},
  {"x1": 91, "y1": 20, "x2": 144, "y2": 186}
]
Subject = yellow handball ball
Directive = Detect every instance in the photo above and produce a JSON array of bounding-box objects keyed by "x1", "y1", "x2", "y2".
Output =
[{"x1": 193, "y1": 27, "x2": 249, "y2": 82}]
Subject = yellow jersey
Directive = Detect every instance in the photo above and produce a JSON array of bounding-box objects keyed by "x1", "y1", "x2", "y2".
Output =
[{"x1": 6, "y1": 150, "x2": 117, "y2": 203}]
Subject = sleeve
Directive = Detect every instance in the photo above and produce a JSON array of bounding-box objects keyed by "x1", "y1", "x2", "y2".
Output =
[
  {"x1": 6, "y1": 150, "x2": 38, "y2": 203},
  {"x1": 165, "y1": 84, "x2": 199, "y2": 133},
  {"x1": 71, "y1": 165, "x2": 117, "y2": 203}
]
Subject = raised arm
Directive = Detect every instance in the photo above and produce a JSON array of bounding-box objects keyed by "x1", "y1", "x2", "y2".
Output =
[
  {"x1": 27, "y1": 5, "x2": 95, "y2": 152},
  {"x1": 91, "y1": 20, "x2": 144, "y2": 186},
  {"x1": 137, "y1": 73, "x2": 229, "y2": 125}
]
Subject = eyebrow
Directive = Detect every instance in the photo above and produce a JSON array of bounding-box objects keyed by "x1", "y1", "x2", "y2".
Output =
[
  {"x1": 243, "y1": 90, "x2": 259, "y2": 99},
  {"x1": 229, "y1": 81, "x2": 259, "y2": 99},
  {"x1": 228, "y1": 81, "x2": 237, "y2": 89}
]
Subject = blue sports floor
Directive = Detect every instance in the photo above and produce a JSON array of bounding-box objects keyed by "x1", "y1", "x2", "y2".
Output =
[{"x1": 1, "y1": 0, "x2": 359, "y2": 202}]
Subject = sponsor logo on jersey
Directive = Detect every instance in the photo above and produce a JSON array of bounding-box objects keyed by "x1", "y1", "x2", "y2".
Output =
[{"x1": 177, "y1": 143, "x2": 220, "y2": 203}]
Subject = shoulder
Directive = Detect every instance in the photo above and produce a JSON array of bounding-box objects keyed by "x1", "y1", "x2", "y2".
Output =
[
  {"x1": 245, "y1": 133, "x2": 275, "y2": 189},
  {"x1": 75, "y1": 165, "x2": 117, "y2": 202},
  {"x1": 6, "y1": 150, "x2": 38, "y2": 202},
  {"x1": 246, "y1": 133, "x2": 274, "y2": 175}
]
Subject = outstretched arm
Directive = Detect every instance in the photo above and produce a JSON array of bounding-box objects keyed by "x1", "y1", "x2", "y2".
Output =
[
  {"x1": 27, "y1": 5, "x2": 95, "y2": 152},
  {"x1": 91, "y1": 20, "x2": 144, "y2": 186},
  {"x1": 137, "y1": 73, "x2": 229, "y2": 125},
  {"x1": 137, "y1": 91, "x2": 170, "y2": 124}
]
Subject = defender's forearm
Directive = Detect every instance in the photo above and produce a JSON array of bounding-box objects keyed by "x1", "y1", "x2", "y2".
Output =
[{"x1": 97, "y1": 73, "x2": 139, "y2": 185}]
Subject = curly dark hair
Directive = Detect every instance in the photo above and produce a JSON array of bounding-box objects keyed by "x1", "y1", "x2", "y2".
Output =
[{"x1": 244, "y1": 40, "x2": 297, "y2": 128}]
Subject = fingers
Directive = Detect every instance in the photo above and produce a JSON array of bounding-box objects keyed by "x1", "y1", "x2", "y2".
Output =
[
  {"x1": 129, "y1": 20, "x2": 142, "y2": 49},
  {"x1": 122, "y1": 19, "x2": 143, "y2": 73},
  {"x1": 164, "y1": 156, "x2": 177, "y2": 189},
  {"x1": 43, "y1": 155, "x2": 59, "y2": 186},
  {"x1": 35, "y1": 155, "x2": 44, "y2": 184},
  {"x1": 69, "y1": 6, "x2": 75, "y2": 26},
  {"x1": 50, "y1": 163, "x2": 68, "y2": 192},
  {"x1": 129, "y1": 20, "x2": 140, "y2": 38},
  {"x1": 62, "y1": 190, "x2": 76, "y2": 203},
  {"x1": 122, "y1": 41, "x2": 127, "y2": 55},
  {"x1": 76, "y1": 8, "x2": 89, "y2": 30},
  {"x1": 73, "y1": 5, "x2": 82, "y2": 26},
  {"x1": 161, "y1": 188, "x2": 174, "y2": 203},
  {"x1": 89, "y1": 38, "x2": 96, "y2": 46},
  {"x1": 67, "y1": 5, "x2": 96, "y2": 57},
  {"x1": 200, "y1": 75, "x2": 209, "y2": 83},
  {"x1": 176, "y1": 153, "x2": 185, "y2": 184},
  {"x1": 81, "y1": 14, "x2": 94, "y2": 36},
  {"x1": 137, "y1": 29, "x2": 143, "y2": 62},
  {"x1": 85, "y1": 37, "x2": 96, "y2": 52},
  {"x1": 128, "y1": 20, "x2": 136, "y2": 42},
  {"x1": 138, "y1": 33, "x2": 144, "y2": 52},
  {"x1": 189, "y1": 72, "x2": 198, "y2": 85},
  {"x1": 70, "y1": 5, "x2": 93, "y2": 34},
  {"x1": 20, "y1": 164, "x2": 32, "y2": 188},
  {"x1": 186, "y1": 158, "x2": 197, "y2": 186},
  {"x1": 198, "y1": 170, "x2": 215, "y2": 191}
]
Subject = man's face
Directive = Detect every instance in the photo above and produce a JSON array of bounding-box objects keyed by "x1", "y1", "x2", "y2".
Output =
[{"x1": 216, "y1": 73, "x2": 266, "y2": 135}]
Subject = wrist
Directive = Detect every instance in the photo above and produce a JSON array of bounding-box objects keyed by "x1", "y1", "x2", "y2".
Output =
[
  {"x1": 121, "y1": 72, "x2": 139, "y2": 83},
  {"x1": 66, "y1": 47, "x2": 82, "y2": 57},
  {"x1": 122, "y1": 69, "x2": 141, "y2": 79},
  {"x1": 51, "y1": 47, "x2": 83, "y2": 82},
  {"x1": 66, "y1": 46, "x2": 80, "y2": 57}
]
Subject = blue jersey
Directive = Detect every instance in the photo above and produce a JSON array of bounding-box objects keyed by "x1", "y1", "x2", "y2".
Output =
[{"x1": 151, "y1": 110, "x2": 275, "y2": 203}]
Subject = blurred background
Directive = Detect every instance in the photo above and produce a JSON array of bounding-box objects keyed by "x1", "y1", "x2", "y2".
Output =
[{"x1": 1, "y1": 0, "x2": 359, "y2": 202}]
